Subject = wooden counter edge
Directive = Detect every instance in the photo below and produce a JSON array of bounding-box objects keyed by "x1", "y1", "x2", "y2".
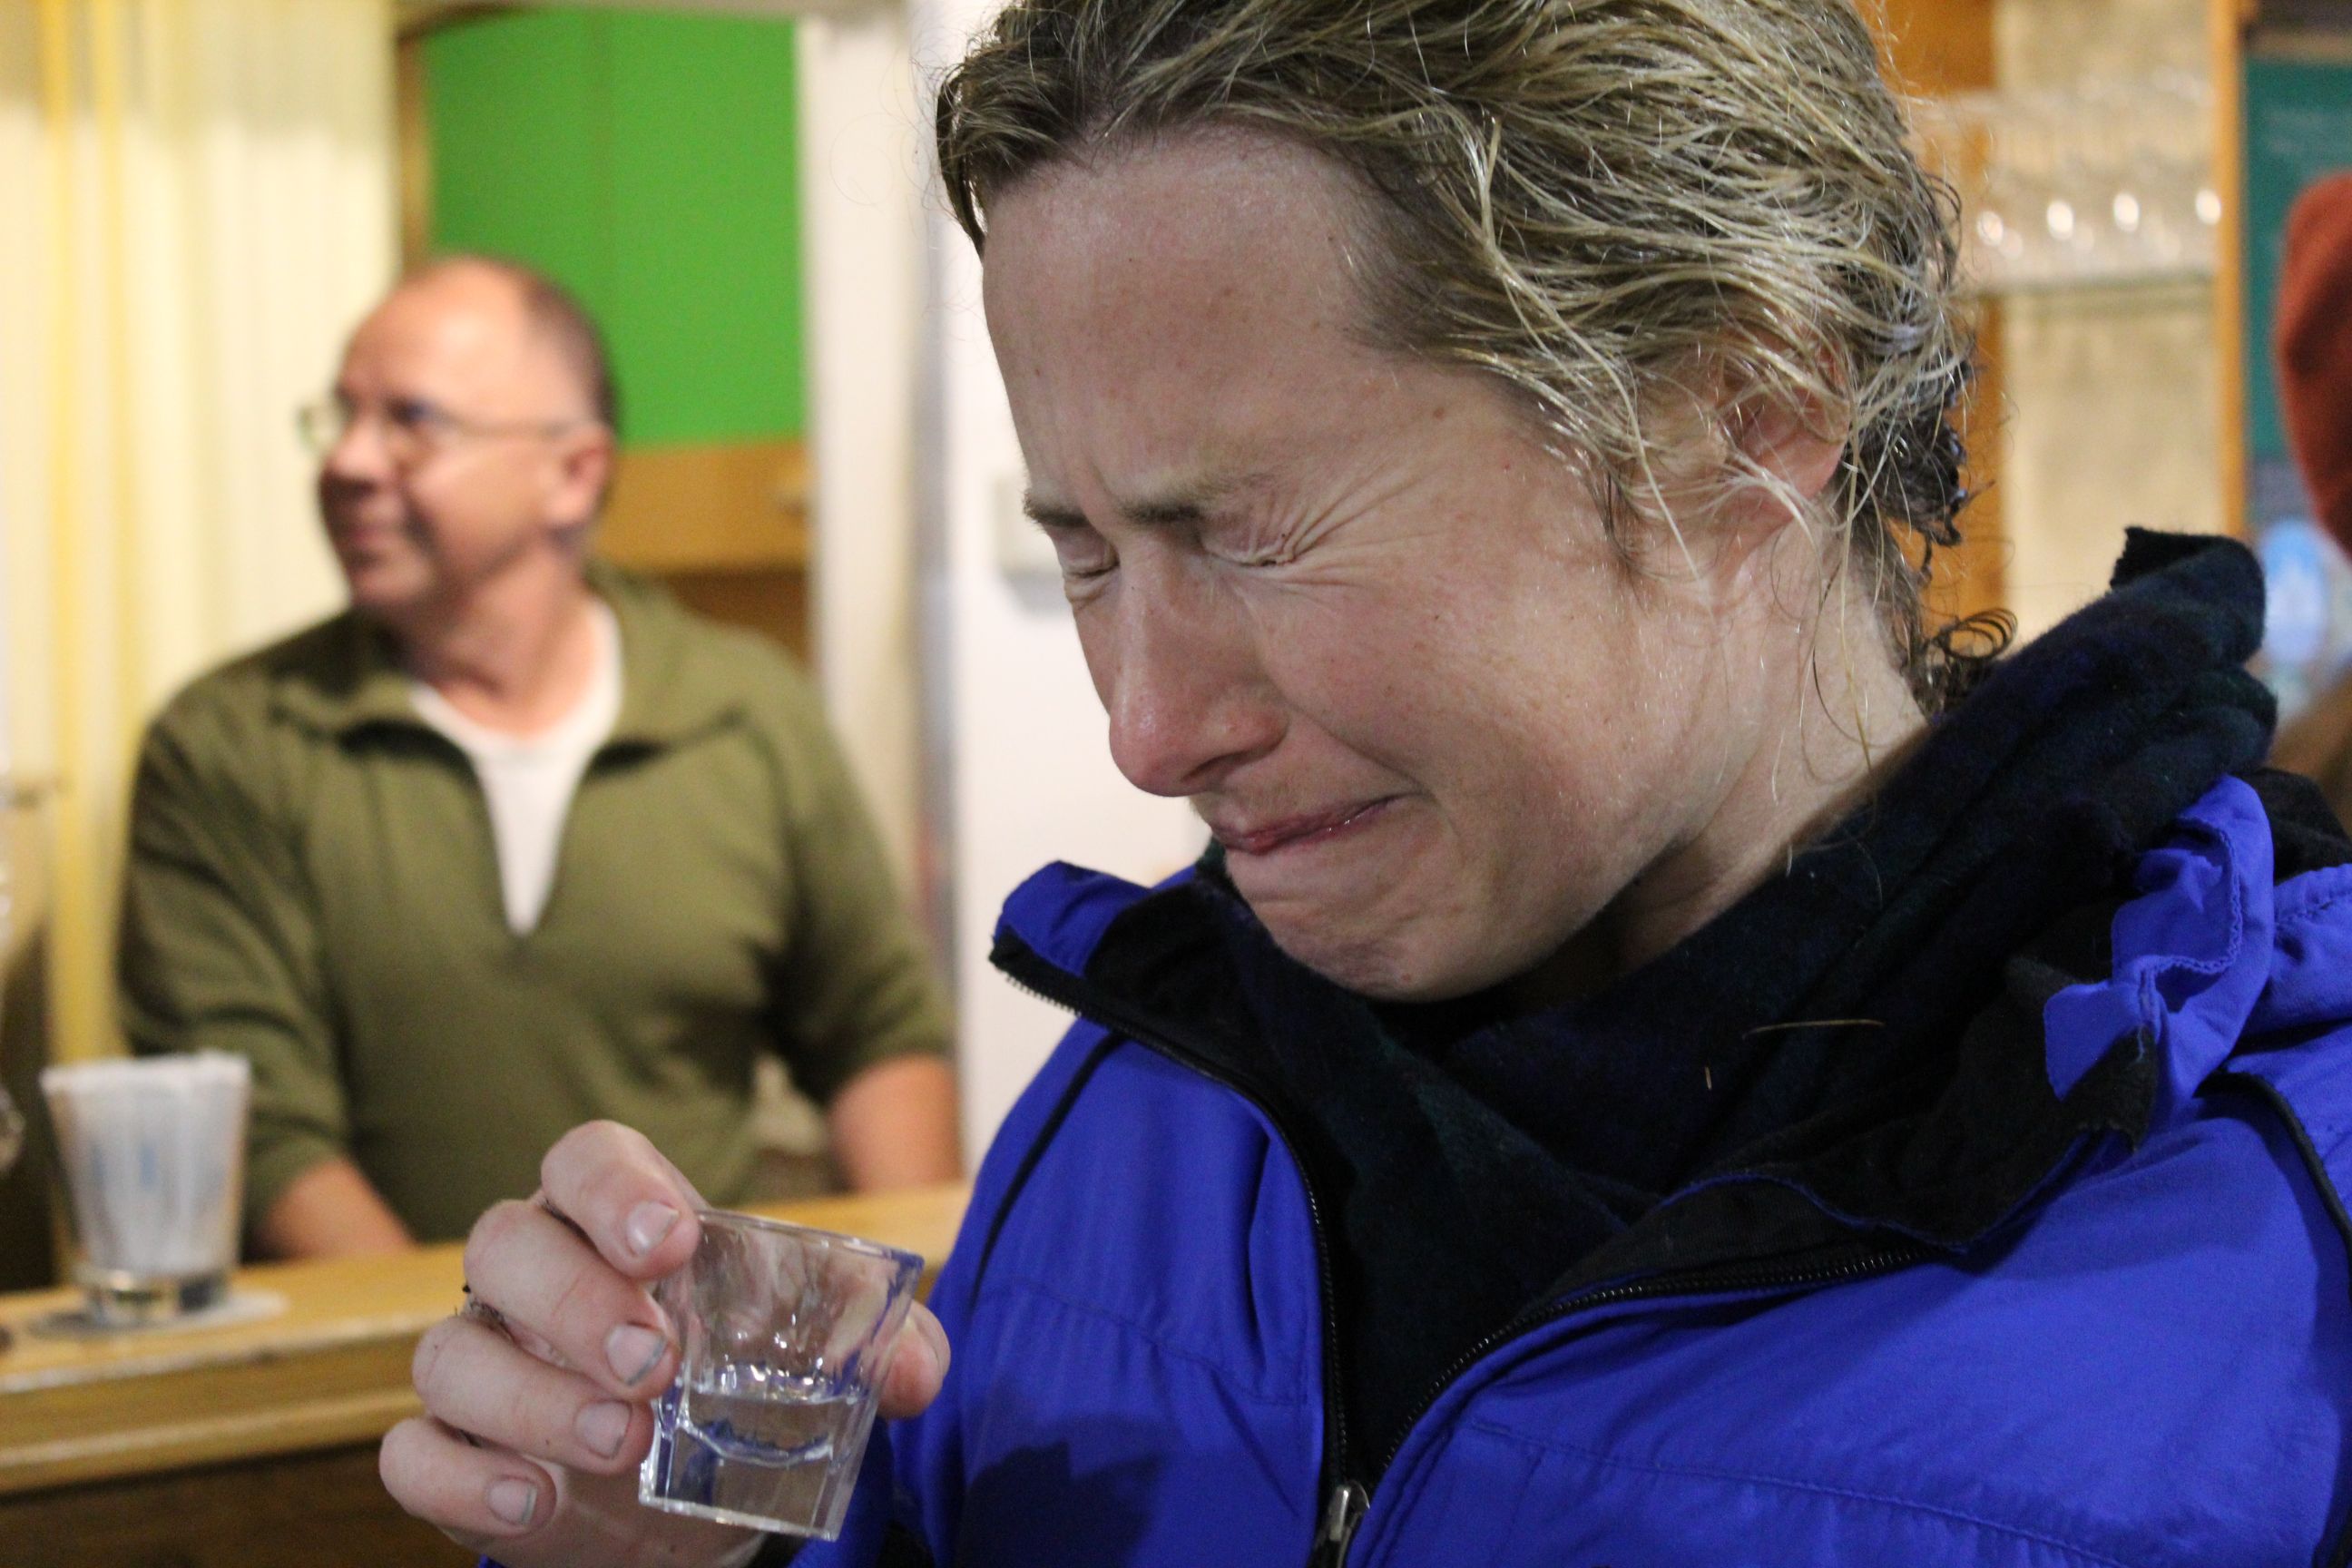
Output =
[
  {"x1": 1, "y1": 1388, "x2": 426, "y2": 1495},
  {"x1": 0, "y1": 1181, "x2": 968, "y2": 1498}
]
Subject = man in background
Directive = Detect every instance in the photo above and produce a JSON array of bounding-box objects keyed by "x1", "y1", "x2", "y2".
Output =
[
  {"x1": 2271, "y1": 173, "x2": 2352, "y2": 821},
  {"x1": 119, "y1": 257, "x2": 958, "y2": 1258}
]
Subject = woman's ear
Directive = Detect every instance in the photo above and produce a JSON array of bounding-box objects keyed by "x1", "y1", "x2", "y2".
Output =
[
  {"x1": 1730, "y1": 390, "x2": 1844, "y2": 520},
  {"x1": 1675, "y1": 381, "x2": 1849, "y2": 607},
  {"x1": 1624, "y1": 362, "x2": 1847, "y2": 585}
]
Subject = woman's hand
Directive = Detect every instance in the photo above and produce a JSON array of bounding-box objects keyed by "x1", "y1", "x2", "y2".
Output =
[{"x1": 379, "y1": 1122, "x2": 952, "y2": 1568}]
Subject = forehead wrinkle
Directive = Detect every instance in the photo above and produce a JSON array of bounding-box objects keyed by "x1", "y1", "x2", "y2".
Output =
[{"x1": 990, "y1": 134, "x2": 1421, "y2": 548}]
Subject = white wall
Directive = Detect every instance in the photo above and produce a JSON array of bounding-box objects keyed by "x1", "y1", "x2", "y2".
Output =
[
  {"x1": 912, "y1": 0, "x2": 1206, "y2": 1159},
  {"x1": 798, "y1": 7, "x2": 926, "y2": 884}
]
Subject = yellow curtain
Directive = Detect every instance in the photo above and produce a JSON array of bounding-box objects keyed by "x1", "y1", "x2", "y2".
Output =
[{"x1": 0, "y1": 0, "x2": 395, "y2": 1063}]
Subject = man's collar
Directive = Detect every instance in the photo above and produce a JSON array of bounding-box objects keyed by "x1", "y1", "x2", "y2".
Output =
[
  {"x1": 268, "y1": 559, "x2": 746, "y2": 748},
  {"x1": 593, "y1": 559, "x2": 748, "y2": 748},
  {"x1": 263, "y1": 614, "x2": 415, "y2": 734}
]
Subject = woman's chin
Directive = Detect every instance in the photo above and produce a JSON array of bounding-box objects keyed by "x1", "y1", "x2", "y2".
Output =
[{"x1": 1252, "y1": 909, "x2": 1468, "y2": 1003}]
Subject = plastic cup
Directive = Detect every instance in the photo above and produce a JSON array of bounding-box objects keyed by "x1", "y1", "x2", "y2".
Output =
[
  {"x1": 39, "y1": 1053, "x2": 250, "y2": 1326},
  {"x1": 639, "y1": 1209, "x2": 922, "y2": 1540}
]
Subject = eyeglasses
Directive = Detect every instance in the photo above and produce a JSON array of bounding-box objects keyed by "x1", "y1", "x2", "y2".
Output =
[{"x1": 296, "y1": 395, "x2": 586, "y2": 466}]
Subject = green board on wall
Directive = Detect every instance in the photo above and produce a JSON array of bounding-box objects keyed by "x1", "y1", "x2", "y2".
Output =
[{"x1": 423, "y1": 8, "x2": 805, "y2": 446}]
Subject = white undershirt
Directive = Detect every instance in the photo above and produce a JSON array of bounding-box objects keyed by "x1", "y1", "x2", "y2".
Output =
[{"x1": 410, "y1": 601, "x2": 622, "y2": 936}]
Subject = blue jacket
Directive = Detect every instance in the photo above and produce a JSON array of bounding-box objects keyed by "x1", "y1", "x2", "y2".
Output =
[{"x1": 812, "y1": 772, "x2": 2352, "y2": 1567}]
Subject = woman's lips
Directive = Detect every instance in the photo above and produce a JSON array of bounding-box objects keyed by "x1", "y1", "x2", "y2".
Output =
[{"x1": 1213, "y1": 799, "x2": 1391, "y2": 857}]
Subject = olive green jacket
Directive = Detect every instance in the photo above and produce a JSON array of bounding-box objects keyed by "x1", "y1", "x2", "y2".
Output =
[{"x1": 120, "y1": 564, "x2": 950, "y2": 1243}]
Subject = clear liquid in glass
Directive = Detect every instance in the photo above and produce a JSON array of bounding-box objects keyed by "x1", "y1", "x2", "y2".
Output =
[{"x1": 643, "y1": 1363, "x2": 869, "y2": 1534}]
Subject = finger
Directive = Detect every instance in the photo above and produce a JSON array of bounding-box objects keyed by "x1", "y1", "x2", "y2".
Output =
[
  {"x1": 468, "y1": 1297, "x2": 567, "y2": 1370},
  {"x1": 877, "y1": 1301, "x2": 950, "y2": 1420},
  {"x1": 380, "y1": 1414, "x2": 555, "y2": 1544},
  {"x1": 413, "y1": 1313, "x2": 655, "y2": 1475},
  {"x1": 538, "y1": 1120, "x2": 709, "y2": 1281},
  {"x1": 464, "y1": 1197, "x2": 678, "y2": 1397}
]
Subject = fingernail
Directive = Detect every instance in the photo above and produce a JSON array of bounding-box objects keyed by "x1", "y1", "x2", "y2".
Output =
[
  {"x1": 487, "y1": 1477, "x2": 538, "y2": 1527},
  {"x1": 624, "y1": 1201, "x2": 681, "y2": 1258},
  {"x1": 575, "y1": 1399, "x2": 632, "y2": 1459},
  {"x1": 606, "y1": 1322, "x2": 668, "y2": 1386}
]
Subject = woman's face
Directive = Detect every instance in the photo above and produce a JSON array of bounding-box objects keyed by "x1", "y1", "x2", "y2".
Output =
[{"x1": 983, "y1": 132, "x2": 1839, "y2": 1002}]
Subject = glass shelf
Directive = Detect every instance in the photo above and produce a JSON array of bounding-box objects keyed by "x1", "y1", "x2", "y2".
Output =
[{"x1": 1918, "y1": 71, "x2": 2225, "y2": 299}]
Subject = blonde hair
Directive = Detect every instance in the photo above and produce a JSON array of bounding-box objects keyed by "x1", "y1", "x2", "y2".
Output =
[{"x1": 937, "y1": 0, "x2": 1995, "y2": 704}]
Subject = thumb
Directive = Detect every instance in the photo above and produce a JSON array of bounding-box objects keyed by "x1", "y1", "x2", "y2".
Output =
[{"x1": 878, "y1": 1302, "x2": 949, "y2": 1420}]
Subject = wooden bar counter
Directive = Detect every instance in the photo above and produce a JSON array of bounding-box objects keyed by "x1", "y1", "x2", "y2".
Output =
[{"x1": 0, "y1": 1183, "x2": 966, "y2": 1568}]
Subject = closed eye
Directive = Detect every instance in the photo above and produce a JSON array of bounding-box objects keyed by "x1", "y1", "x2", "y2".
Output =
[
  {"x1": 1034, "y1": 519, "x2": 1117, "y2": 582},
  {"x1": 1021, "y1": 495, "x2": 1120, "y2": 582}
]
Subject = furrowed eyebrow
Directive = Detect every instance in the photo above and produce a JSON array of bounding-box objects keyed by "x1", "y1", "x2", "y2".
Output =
[
  {"x1": 1126, "y1": 496, "x2": 1211, "y2": 527},
  {"x1": 1022, "y1": 496, "x2": 1092, "y2": 532},
  {"x1": 1022, "y1": 472, "x2": 1268, "y2": 532}
]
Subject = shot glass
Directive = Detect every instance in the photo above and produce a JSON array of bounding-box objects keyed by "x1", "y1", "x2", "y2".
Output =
[
  {"x1": 39, "y1": 1053, "x2": 250, "y2": 1326},
  {"x1": 639, "y1": 1210, "x2": 922, "y2": 1540}
]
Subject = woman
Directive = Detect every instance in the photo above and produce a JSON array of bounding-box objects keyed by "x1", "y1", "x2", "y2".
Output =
[{"x1": 383, "y1": 2, "x2": 2352, "y2": 1563}]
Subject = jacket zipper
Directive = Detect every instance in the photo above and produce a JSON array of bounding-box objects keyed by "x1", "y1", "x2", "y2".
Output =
[
  {"x1": 995, "y1": 948, "x2": 1360, "y2": 1564},
  {"x1": 996, "y1": 940, "x2": 1931, "y2": 1567},
  {"x1": 1312, "y1": 1479, "x2": 1368, "y2": 1568}
]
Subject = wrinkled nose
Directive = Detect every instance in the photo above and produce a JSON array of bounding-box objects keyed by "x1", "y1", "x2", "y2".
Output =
[{"x1": 1097, "y1": 576, "x2": 1281, "y2": 799}]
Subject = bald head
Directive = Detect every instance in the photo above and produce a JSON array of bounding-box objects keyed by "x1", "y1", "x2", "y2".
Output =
[
  {"x1": 398, "y1": 255, "x2": 619, "y2": 433},
  {"x1": 318, "y1": 256, "x2": 621, "y2": 630}
]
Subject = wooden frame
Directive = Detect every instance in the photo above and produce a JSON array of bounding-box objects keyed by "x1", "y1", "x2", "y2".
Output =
[
  {"x1": 1882, "y1": 0, "x2": 2007, "y2": 625},
  {"x1": 2214, "y1": 0, "x2": 2253, "y2": 539}
]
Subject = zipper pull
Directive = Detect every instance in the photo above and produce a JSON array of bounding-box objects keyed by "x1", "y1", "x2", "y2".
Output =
[{"x1": 1310, "y1": 1479, "x2": 1367, "y2": 1568}]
